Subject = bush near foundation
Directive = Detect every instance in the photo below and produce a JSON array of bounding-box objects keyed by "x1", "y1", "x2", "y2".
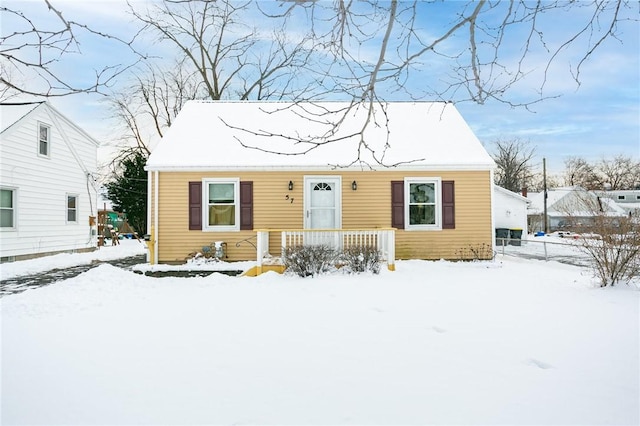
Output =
[
  {"x1": 282, "y1": 245, "x2": 338, "y2": 277},
  {"x1": 341, "y1": 245, "x2": 382, "y2": 274},
  {"x1": 282, "y1": 244, "x2": 382, "y2": 277}
]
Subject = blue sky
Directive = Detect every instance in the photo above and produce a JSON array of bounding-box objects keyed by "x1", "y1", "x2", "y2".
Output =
[{"x1": 3, "y1": 1, "x2": 638, "y2": 175}]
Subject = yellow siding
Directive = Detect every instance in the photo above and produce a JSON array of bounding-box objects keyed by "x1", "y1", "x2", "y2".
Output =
[{"x1": 150, "y1": 170, "x2": 493, "y2": 263}]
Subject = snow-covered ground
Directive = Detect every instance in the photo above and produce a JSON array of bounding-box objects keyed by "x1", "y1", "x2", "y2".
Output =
[
  {"x1": 1, "y1": 238, "x2": 638, "y2": 425},
  {"x1": 0, "y1": 239, "x2": 148, "y2": 280}
]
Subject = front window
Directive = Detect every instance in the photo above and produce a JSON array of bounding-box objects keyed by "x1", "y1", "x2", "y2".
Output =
[
  {"x1": 204, "y1": 179, "x2": 239, "y2": 231},
  {"x1": 405, "y1": 178, "x2": 441, "y2": 230},
  {"x1": 67, "y1": 195, "x2": 78, "y2": 222},
  {"x1": 38, "y1": 123, "x2": 50, "y2": 157},
  {"x1": 1, "y1": 188, "x2": 15, "y2": 228}
]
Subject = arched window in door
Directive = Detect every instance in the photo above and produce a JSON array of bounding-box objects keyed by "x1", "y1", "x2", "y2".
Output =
[{"x1": 313, "y1": 182, "x2": 332, "y2": 191}]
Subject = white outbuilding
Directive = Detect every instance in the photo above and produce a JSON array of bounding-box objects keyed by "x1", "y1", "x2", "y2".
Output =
[{"x1": 493, "y1": 185, "x2": 530, "y2": 245}]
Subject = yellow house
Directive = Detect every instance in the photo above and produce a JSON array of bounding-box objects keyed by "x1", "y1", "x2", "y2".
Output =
[{"x1": 145, "y1": 101, "x2": 496, "y2": 270}]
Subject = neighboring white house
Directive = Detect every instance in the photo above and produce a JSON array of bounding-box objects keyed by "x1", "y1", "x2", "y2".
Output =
[
  {"x1": 493, "y1": 185, "x2": 529, "y2": 232},
  {"x1": 599, "y1": 189, "x2": 640, "y2": 218},
  {"x1": 0, "y1": 101, "x2": 99, "y2": 261},
  {"x1": 526, "y1": 186, "x2": 627, "y2": 233}
]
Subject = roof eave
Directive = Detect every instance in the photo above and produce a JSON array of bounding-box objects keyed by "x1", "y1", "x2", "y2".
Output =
[{"x1": 145, "y1": 163, "x2": 496, "y2": 173}]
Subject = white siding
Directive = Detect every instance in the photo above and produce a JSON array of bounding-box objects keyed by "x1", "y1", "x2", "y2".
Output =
[
  {"x1": 493, "y1": 187, "x2": 528, "y2": 234},
  {"x1": 0, "y1": 103, "x2": 99, "y2": 259}
]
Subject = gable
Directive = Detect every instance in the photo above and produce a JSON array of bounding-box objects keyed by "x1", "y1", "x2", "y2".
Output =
[
  {"x1": 0, "y1": 103, "x2": 41, "y2": 135},
  {"x1": 1, "y1": 102, "x2": 99, "y2": 147},
  {"x1": 146, "y1": 101, "x2": 495, "y2": 172}
]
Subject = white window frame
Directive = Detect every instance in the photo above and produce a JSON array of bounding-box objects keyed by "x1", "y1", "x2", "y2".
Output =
[
  {"x1": 202, "y1": 178, "x2": 240, "y2": 232},
  {"x1": 66, "y1": 194, "x2": 79, "y2": 223},
  {"x1": 0, "y1": 187, "x2": 17, "y2": 230},
  {"x1": 404, "y1": 177, "x2": 442, "y2": 231},
  {"x1": 38, "y1": 122, "x2": 51, "y2": 158}
]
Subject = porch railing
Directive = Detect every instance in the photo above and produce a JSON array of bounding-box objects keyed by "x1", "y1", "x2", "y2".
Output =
[{"x1": 256, "y1": 228, "x2": 396, "y2": 271}]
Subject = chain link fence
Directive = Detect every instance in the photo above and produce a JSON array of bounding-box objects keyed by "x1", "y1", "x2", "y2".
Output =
[{"x1": 495, "y1": 236, "x2": 592, "y2": 267}]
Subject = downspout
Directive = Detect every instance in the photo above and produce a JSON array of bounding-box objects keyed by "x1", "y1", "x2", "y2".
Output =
[
  {"x1": 490, "y1": 168, "x2": 496, "y2": 254},
  {"x1": 154, "y1": 170, "x2": 159, "y2": 265},
  {"x1": 146, "y1": 169, "x2": 152, "y2": 263},
  {"x1": 543, "y1": 158, "x2": 549, "y2": 233},
  {"x1": 147, "y1": 170, "x2": 152, "y2": 238}
]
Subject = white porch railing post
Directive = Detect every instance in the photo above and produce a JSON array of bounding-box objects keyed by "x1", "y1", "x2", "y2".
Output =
[
  {"x1": 387, "y1": 229, "x2": 396, "y2": 271},
  {"x1": 256, "y1": 231, "x2": 269, "y2": 269},
  {"x1": 281, "y1": 231, "x2": 289, "y2": 259}
]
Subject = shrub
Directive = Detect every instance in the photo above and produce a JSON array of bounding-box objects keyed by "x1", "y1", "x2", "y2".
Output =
[
  {"x1": 573, "y1": 217, "x2": 639, "y2": 287},
  {"x1": 455, "y1": 243, "x2": 495, "y2": 261},
  {"x1": 341, "y1": 245, "x2": 382, "y2": 274},
  {"x1": 559, "y1": 191, "x2": 639, "y2": 287},
  {"x1": 282, "y1": 245, "x2": 338, "y2": 277}
]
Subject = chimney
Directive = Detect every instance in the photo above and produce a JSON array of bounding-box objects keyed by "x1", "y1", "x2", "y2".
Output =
[{"x1": 521, "y1": 187, "x2": 528, "y2": 198}]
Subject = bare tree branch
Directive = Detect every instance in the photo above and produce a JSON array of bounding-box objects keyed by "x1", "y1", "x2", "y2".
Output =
[{"x1": 1, "y1": 2, "x2": 145, "y2": 98}]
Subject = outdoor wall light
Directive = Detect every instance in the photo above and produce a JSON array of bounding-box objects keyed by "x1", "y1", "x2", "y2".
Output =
[
  {"x1": 288, "y1": 180, "x2": 294, "y2": 191},
  {"x1": 352, "y1": 180, "x2": 357, "y2": 191}
]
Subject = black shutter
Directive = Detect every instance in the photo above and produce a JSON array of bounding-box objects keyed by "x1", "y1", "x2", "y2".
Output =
[
  {"x1": 240, "y1": 181, "x2": 253, "y2": 230},
  {"x1": 442, "y1": 180, "x2": 455, "y2": 229},
  {"x1": 189, "y1": 181, "x2": 202, "y2": 230},
  {"x1": 391, "y1": 181, "x2": 404, "y2": 229}
]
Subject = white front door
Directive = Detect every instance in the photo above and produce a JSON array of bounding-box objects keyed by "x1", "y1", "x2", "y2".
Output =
[{"x1": 304, "y1": 176, "x2": 342, "y2": 230}]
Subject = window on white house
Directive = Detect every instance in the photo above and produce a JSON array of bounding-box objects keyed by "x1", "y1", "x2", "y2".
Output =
[
  {"x1": 405, "y1": 178, "x2": 441, "y2": 230},
  {"x1": 38, "y1": 123, "x2": 50, "y2": 157},
  {"x1": 204, "y1": 179, "x2": 239, "y2": 231},
  {"x1": 0, "y1": 188, "x2": 15, "y2": 228},
  {"x1": 618, "y1": 195, "x2": 625, "y2": 200},
  {"x1": 67, "y1": 195, "x2": 78, "y2": 222}
]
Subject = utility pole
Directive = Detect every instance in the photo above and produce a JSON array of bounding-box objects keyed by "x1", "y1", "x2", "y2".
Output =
[{"x1": 543, "y1": 157, "x2": 549, "y2": 233}]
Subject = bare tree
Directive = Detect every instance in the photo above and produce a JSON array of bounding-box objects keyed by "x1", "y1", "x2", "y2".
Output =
[
  {"x1": 598, "y1": 155, "x2": 640, "y2": 190},
  {"x1": 4, "y1": 0, "x2": 635, "y2": 104},
  {"x1": 104, "y1": 0, "x2": 316, "y2": 167},
  {"x1": 563, "y1": 157, "x2": 603, "y2": 190},
  {"x1": 492, "y1": 138, "x2": 536, "y2": 193},
  {"x1": 128, "y1": 0, "x2": 314, "y2": 101},
  {"x1": 562, "y1": 190, "x2": 640, "y2": 287},
  {"x1": 562, "y1": 156, "x2": 640, "y2": 191},
  {"x1": 527, "y1": 171, "x2": 560, "y2": 193},
  {"x1": 0, "y1": 1, "x2": 143, "y2": 98},
  {"x1": 106, "y1": 61, "x2": 201, "y2": 162},
  {"x1": 267, "y1": 0, "x2": 636, "y2": 106}
]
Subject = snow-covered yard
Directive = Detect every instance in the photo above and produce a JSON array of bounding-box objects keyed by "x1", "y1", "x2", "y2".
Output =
[{"x1": 1, "y1": 240, "x2": 638, "y2": 425}]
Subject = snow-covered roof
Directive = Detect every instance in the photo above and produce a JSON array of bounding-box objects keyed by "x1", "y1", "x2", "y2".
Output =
[
  {"x1": 146, "y1": 101, "x2": 496, "y2": 171},
  {"x1": 494, "y1": 185, "x2": 530, "y2": 204},
  {"x1": 619, "y1": 202, "x2": 640, "y2": 210},
  {"x1": 527, "y1": 187, "x2": 627, "y2": 217},
  {"x1": 0, "y1": 102, "x2": 41, "y2": 134},
  {"x1": 599, "y1": 197, "x2": 630, "y2": 215}
]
